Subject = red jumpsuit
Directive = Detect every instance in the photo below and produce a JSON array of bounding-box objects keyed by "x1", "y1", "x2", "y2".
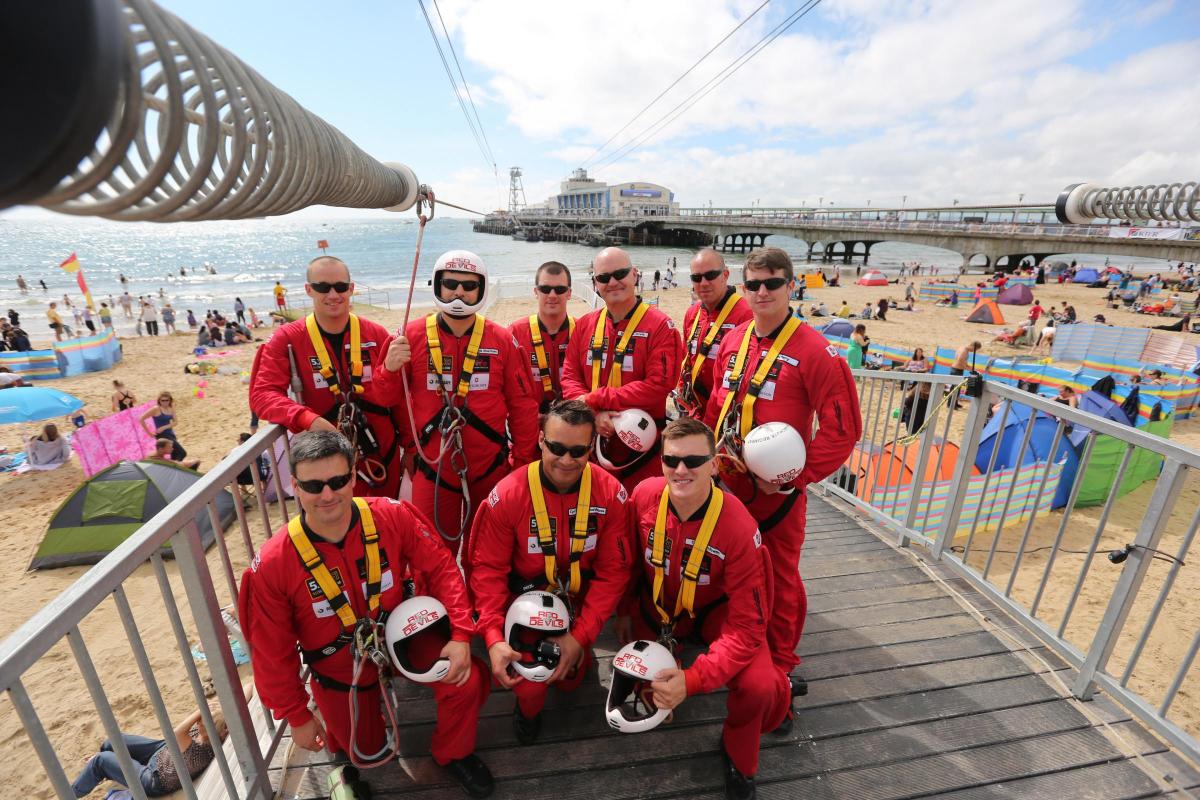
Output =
[
  {"x1": 678, "y1": 290, "x2": 753, "y2": 418},
  {"x1": 509, "y1": 315, "x2": 575, "y2": 414},
  {"x1": 375, "y1": 314, "x2": 539, "y2": 556},
  {"x1": 625, "y1": 478, "x2": 789, "y2": 777},
  {"x1": 705, "y1": 318, "x2": 861, "y2": 674},
  {"x1": 560, "y1": 302, "x2": 683, "y2": 492},
  {"x1": 249, "y1": 315, "x2": 405, "y2": 498},
  {"x1": 237, "y1": 498, "x2": 489, "y2": 765},
  {"x1": 469, "y1": 463, "x2": 631, "y2": 716}
]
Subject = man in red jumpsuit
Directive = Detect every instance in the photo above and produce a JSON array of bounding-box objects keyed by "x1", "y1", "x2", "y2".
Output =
[
  {"x1": 469, "y1": 399, "x2": 630, "y2": 744},
  {"x1": 249, "y1": 256, "x2": 404, "y2": 498},
  {"x1": 705, "y1": 246, "x2": 862, "y2": 733},
  {"x1": 617, "y1": 417, "x2": 789, "y2": 800},
  {"x1": 238, "y1": 431, "x2": 494, "y2": 797},
  {"x1": 677, "y1": 249, "x2": 752, "y2": 419},
  {"x1": 509, "y1": 261, "x2": 576, "y2": 415},
  {"x1": 377, "y1": 249, "x2": 539, "y2": 557},
  {"x1": 560, "y1": 247, "x2": 683, "y2": 492}
]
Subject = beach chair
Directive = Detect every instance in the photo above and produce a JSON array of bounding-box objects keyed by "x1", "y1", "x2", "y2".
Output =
[{"x1": 1177, "y1": 298, "x2": 1198, "y2": 317}]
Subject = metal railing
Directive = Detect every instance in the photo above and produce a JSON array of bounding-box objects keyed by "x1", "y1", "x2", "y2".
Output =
[
  {"x1": 0, "y1": 426, "x2": 295, "y2": 800},
  {"x1": 823, "y1": 369, "x2": 1200, "y2": 763}
]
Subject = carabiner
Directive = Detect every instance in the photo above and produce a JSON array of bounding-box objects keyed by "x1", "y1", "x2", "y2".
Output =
[{"x1": 416, "y1": 184, "x2": 436, "y2": 222}]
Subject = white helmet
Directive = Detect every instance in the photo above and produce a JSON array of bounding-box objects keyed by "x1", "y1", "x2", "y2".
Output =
[
  {"x1": 596, "y1": 409, "x2": 657, "y2": 469},
  {"x1": 432, "y1": 249, "x2": 488, "y2": 318},
  {"x1": 504, "y1": 591, "x2": 570, "y2": 683},
  {"x1": 385, "y1": 596, "x2": 451, "y2": 684},
  {"x1": 742, "y1": 421, "x2": 807, "y2": 485},
  {"x1": 606, "y1": 640, "x2": 677, "y2": 733}
]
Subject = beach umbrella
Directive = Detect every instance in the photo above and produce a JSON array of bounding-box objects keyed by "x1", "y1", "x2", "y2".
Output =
[{"x1": 0, "y1": 387, "x2": 84, "y2": 424}]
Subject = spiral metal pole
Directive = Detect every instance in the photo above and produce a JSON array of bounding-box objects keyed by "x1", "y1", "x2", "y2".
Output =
[
  {"x1": 1057, "y1": 181, "x2": 1200, "y2": 225},
  {"x1": 22, "y1": 0, "x2": 421, "y2": 222}
]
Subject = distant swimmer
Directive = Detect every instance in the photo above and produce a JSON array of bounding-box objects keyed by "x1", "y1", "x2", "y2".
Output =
[
  {"x1": 119, "y1": 273, "x2": 128, "y2": 286},
  {"x1": 205, "y1": 263, "x2": 217, "y2": 274},
  {"x1": 15, "y1": 275, "x2": 27, "y2": 294},
  {"x1": 38, "y1": 279, "x2": 47, "y2": 291},
  {"x1": 180, "y1": 266, "x2": 187, "y2": 277}
]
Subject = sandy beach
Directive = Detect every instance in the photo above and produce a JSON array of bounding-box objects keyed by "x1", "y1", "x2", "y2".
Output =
[{"x1": 2, "y1": 264, "x2": 1198, "y2": 797}]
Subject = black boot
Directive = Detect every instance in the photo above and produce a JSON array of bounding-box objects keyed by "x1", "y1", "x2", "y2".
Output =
[
  {"x1": 444, "y1": 754, "x2": 495, "y2": 798},
  {"x1": 771, "y1": 708, "x2": 794, "y2": 736},
  {"x1": 722, "y1": 747, "x2": 757, "y2": 800},
  {"x1": 512, "y1": 702, "x2": 542, "y2": 746},
  {"x1": 790, "y1": 675, "x2": 808, "y2": 697}
]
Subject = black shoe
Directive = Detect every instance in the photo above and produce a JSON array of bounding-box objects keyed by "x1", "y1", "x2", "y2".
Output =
[
  {"x1": 771, "y1": 708, "x2": 794, "y2": 736},
  {"x1": 512, "y1": 703, "x2": 542, "y2": 746},
  {"x1": 722, "y1": 747, "x2": 757, "y2": 800},
  {"x1": 445, "y1": 754, "x2": 495, "y2": 798},
  {"x1": 790, "y1": 675, "x2": 808, "y2": 697}
]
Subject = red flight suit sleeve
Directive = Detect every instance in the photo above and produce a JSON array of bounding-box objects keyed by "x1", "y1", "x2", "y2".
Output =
[
  {"x1": 683, "y1": 522, "x2": 769, "y2": 696},
  {"x1": 372, "y1": 342, "x2": 416, "y2": 452},
  {"x1": 501, "y1": 332, "x2": 540, "y2": 466},
  {"x1": 583, "y1": 316, "x2": 684, "y2": 413},
  {"x1": 248, "y1": 328, "x2": 321, "y2": 432},
  {"x1": 238, "y1": 562, "x2": 313, "y2": 728},
  {"x1": 570, "y1": 487, "x2": 632, "y2": 649},
  {"x1": 393, "y1": 501, "x2": 476, "y2": 641},
  {"x1": 467, "y1": 490, "x2": 518, "y2": 649},
  {"x1": 796, "y1": 339, "x2": 862, "y2": 487},
  {"x1": 559, "y1": 317, "x2": 592, "y2": 403}
]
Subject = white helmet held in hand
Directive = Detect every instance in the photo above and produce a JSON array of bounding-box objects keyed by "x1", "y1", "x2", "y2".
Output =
[
  {"x1": 385, "y1": 595, "x2": 451, "y2": 684},
  {"x1": 504, "y1": 591, "x2": 569, "y2": 683},
  {"x1": 606, "y1": 639, "x2": 677, "y2": 733},
  {"x1": 432, "y1": 249, "x2": 488, "y2": 318},
  {"x1": 742, "y1": 421, "x2": 807, "y2": 485},
  {"x1": 596, "y1": 408, "x2": 657, "y2": 469}
]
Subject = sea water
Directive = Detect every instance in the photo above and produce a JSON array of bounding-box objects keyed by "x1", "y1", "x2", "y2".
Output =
[{"x1": 0, "y1": 216, "x2": 1177, "y2": 317}]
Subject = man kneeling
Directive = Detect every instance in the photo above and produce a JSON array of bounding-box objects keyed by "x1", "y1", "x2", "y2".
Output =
[
  {"x1": 617, "y1": 417, "x2": 790, "y2": 800},
  {"x1": 239, "y1": 431, "x2": 494, "y2": 797}
]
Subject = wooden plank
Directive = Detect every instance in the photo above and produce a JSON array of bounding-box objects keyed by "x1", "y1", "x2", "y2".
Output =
[
  {"x1": 806, "y1": 579, "x2": 948, "y2": 613},
  {"x1": 804, "y1": 595, "x2": 967, "y2": 634},
  {"x1": 928, "y1": 760, "x2": 1164, "y2": 800},
  {"x1": 804, "y1": 630, "x2": 1017, "y2": 680},
  {"x1": 802, "y1": 551, "x2": 910, "y2": 580},
  {"x1": 802, "y1": 540, "x2": 893, "y2": 559},
  {"x1": 800, "y1": 613, "x2": 981, "y2": 657},
  {"x1": 805, "y1": 566, "x2": 930, "y2": 596}
]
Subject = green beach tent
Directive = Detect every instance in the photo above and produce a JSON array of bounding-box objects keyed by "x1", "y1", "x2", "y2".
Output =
[{"x1": 30, "y1": 459, "x2": 236, "y2": 570}]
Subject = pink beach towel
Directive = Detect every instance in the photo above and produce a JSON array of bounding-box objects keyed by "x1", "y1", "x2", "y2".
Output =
[{"x1": 72, "y1": 403, "x2": 157, "y2": 477}]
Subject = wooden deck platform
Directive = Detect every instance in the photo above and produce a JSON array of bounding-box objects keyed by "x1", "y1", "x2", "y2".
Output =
[{"x1": 265, "y1": 494, "x2": 1200, "y2": 799}]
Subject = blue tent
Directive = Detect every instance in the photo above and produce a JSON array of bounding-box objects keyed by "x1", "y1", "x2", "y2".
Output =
[
  {"x1": 975, "y1": 402, "x2": 1079, "y2": 508},
  {"x1": 1067, "y1": 390, "x2": 1132, "y2": 449},
  {"x1": 820, "y1": 320, "x2": 855, "y2": 338},
  {"x1": 1073, "y1": 268, "x2": 1100, "y2": 284}
]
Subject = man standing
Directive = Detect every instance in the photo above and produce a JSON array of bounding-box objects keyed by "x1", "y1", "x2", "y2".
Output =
[
  {"x1": 274, "y1": 281, "x2": 288, "y2": 312},
  {"x1": 378, "y1": 249, "x2": 539, "y2": 554},
  {"x1": 250, "y1": 256, "x2": 405, "y2": 498},
  {"x1": 677, "y1": 250, "x2": 752, "y2": 419},
  {"x1": 47, "y1": 302, "x2": 69, "y2": 341},
  {"x1": 239, "y1": 431, "x2": 494, "y2": 796},
  {"x1": 120, "y1": 291, "x2": 134, "y2": 319},
  {"x1": 470, "y1": 400, "x2": 630, "y2": 744},
  {"x1": 619, "y1": 418, "x2": 789, "y2": 800},
  {"x1": 561, "y1": 247, "x2": 683, "y2": 491},
  {"x1": 509, "y1": 261, "x2": 576, "y2": 415},
  {"x1": 706, "y1": 247, "x2": 861, "y2": 732}
]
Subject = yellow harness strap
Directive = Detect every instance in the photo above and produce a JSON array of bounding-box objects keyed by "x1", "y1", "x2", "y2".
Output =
[
  {"x1": 527, "y1": 462, "x2": 593, "y2": 594},
  {"x1": 528, "y1": 316, "x2": 574, "y2": 397},
  {"x1": 589, "y1": 303, "x2": 650, "y2": 390},
  {"x1": 690, "y1": 293, "x2": 742, "y2": 385},
  {"x1": 287, "y1": 497, "x2": 380, "y2": 628},
  {"x1": 715, "y1": 316, "x2": 803, "y2": 441},
  {"x1": 650, "y1": 488, "x2": 725, "y2": 626},
  {"x1": 427, "y1": 314, "x2": 487, "y2": 401},
  {"x1": 305, "y1": 314, "x2": 364, "y2": 396}
]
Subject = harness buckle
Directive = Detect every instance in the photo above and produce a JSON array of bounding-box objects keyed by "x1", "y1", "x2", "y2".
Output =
[
  {"x1": 657, "y1": 625, "x2": 677, "y2": 651},
  {"x1": 354, "y1": 618, "x2": 391, "y2": 671}
]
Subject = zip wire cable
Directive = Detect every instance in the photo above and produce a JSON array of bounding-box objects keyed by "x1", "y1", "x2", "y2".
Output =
[
  {"x1": 418, "y1": 0, "x2": 494, "y2": 172},
  {"x1": 592, "y1": 0, "x2": 823, "y2": 171},
  {"x1": 581, "y1": 0, "x2": 771, "y2": 169},
  {"x1": 431, "y1": 0, "x2": 498, "y2": 171}
]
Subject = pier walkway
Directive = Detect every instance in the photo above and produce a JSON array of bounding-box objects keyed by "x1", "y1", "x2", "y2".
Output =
[{"x1": 262, "y1": 493, "x2": 1200, "y2": 799}]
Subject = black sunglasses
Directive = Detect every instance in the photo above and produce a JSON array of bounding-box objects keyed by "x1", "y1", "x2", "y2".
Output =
[
  {"x1": 662, "y1": 453, "x2": 713, "y2": 469},
  {"x1": 543, "y1": 439, "x2": 591, "y2": 459},
  {"x1": 593, "y1": 267, "x2": 633, "y2": 284},
  {"x1": 295, "y1": 472, "x2": 353, "y2": 494},
  {"x1": 441, "y1": 278, "x2": 481, "y2": 292},
  {"x1": 536, "y1": 285, "x2": 569, "y2": 295},
  {"x1": 309, "y1": 281, "x2": 352, "y2": 294},
  {"x1": 743, "y1": 277, "x2": 789, "y2": 292},
  {"x1": 690, "y1": 269, "x2": 724, "y2": 284}
]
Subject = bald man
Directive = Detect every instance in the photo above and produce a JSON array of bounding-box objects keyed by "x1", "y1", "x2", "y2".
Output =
[
  {"x1": 560, "y1": 247, "x2": 683, "y2": 491},
  {"x1": 250, "y1": 257, "x2": 407, "y2": 498},
  {"x1": 677, "y1": 249, "x2": 752, "y2": 419}
]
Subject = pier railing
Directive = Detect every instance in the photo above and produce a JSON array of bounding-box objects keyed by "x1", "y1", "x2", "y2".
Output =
[
  {"x1": 824, "y1": 369, "x2": 1200, "y2": 763},
  {"x1": 0, "y1": 427, "x2": 295, "y2": 800}
]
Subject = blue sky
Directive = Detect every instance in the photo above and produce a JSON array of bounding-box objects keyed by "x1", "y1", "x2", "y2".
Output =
[{"x1": 9, "y1": 0, "x2": 1200, "y2": 220}]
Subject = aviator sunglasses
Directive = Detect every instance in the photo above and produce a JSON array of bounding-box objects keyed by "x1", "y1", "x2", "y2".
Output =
[
  {"x1": 536, "y1": 285, "x2": 569, "y2": 295},
  {"x1": 743, "y1": 277, "x2": 789, "y2": 292},
  {"x1": 662, "y1": 453, "x2": 714, "y2": 469},
  {"x1": 592, "y1": 267, "x2": 633, "y2": 284},
  {"x1": 690, "y1": 269, "x2": 723, "y2": 284},
  {"x1": 441, "y1": 278, "x2": 480, "y2": 291},
  {"x1": 543, "y1": 439, "x2": 591, "y2": 458},
  {"x1": 309, "y1": 281, "x2": 352, "y2": 294},
  {"x1": 295, "y1": 472, "x2": 353, "y2": 494}
]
